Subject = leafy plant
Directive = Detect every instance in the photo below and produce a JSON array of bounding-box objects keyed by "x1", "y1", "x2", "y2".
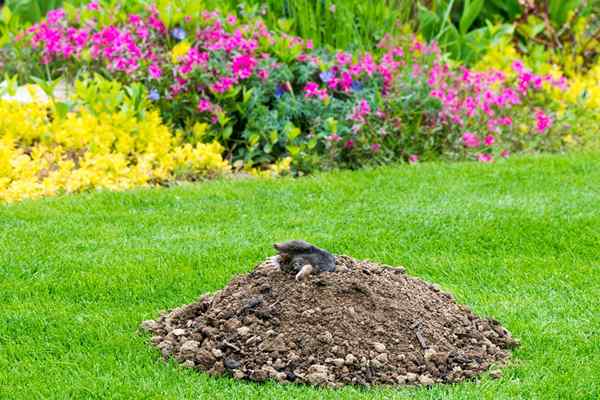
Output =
[{"x1": 418, "y1": 0, "x2": 513, "y2": 64}]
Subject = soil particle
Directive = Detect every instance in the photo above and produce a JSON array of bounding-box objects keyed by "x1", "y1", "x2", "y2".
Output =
[{"x1": 142, "y1": 255, "x2": 518, "y2": 387}]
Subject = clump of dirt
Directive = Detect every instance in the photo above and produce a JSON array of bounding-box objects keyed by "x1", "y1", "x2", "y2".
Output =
[{"x1": 142, "y1": 256, "x2": 519, "y2": 388}]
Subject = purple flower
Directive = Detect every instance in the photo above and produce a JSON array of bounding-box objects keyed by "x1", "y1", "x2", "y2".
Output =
[
  {"x1": 275, "y1": 85, "x2": 285, "y2": 98},
  {"x1": 351, "y1": 80, "x2": 363, "y2": 92},
  {"x1": 171, "y1": 28, "x2": 186, "y2": 41},
  {"x1": 319, "y1": 70, "x2": 335, "y2": 83},
  {"x1": 148, "y1": 89, "x2": 160, "y2": 101}
]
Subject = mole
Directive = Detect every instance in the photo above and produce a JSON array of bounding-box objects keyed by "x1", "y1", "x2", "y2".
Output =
[{"x1": 272, "y1": 240, "x2": 336, "y2": 281}]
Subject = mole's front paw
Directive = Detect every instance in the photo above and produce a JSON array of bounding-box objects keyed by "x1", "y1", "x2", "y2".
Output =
[{"x1": 295, "y1": 264, "x2": 314, "y2": 281}]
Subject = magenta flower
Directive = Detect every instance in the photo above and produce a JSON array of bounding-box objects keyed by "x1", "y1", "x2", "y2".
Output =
[
  {"x1": 344, "y1": 140, "x2": 354, "y2": 149},
  {"x1": 484, "y1": 135, "x2": 495, "y2": 146},
  {"x1": 257, "y1": 69, "x2": 269, "y2": 81},
  {"x1": 148, "y1": 64, "x2": 161, "y2": 79},
  {"x1": 87, "y1": 1, "x2": 100, "y2": 11},
  {"x1": 304, "y1": 82, "x2": 319, "y2": 96},
  {"x1": 462, "y1": 132, "x2": 480, "y2": 148},
  {"x1": 360, "y1": 54, "x2": 376, "y2": 76},
  {"x1": 359, "y1": 99, "x2": 371, "y2": 114},
  {"x1": 197, "y1": 98, "x2": 212, "y2": 112},
  {"x1": 148, "y1": 14, "x2": 166, "y2": 34},
  {"x1": 500, "y1": 150, "x2": 510, "y2": 158},
  {"x1": 211, "y1": 77, "x2": 236, "y2": 94},
  {"x1": 535, "y1": 110, "x2": 552, "y2": 133},
  {"x1": 512, "y1": 60, "x2": 525, "y2": 74},
  {"x1": 232, "y1": 54, "x2": 257, "y2": 80},
  {"x1": 478, "y1": 153, "x2": 493, "y2": 163},
  {"x1": 336, "y1": 52, "x2": 352, "y2": 65},
  {"x1": 304, "y1": 82, "x2": 328, "y2": 99},
  {"x1": 226, "y1": 15, "x2": 237, "y2": 25},
  {"x1": 339, "y1": 72, "x2": 353, "y2": 91},
  {"x1": 371, "y1": 143, "x2": 381, "y2": 153},
  {"x1": 408, "y1": 154, "x2": 419, "y2": 164}
]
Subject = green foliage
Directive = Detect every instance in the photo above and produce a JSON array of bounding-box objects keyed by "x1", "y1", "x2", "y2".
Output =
[
  {"x1": 418, "y1": 0, "x2": 513, "y2": 64},
  {"x1": 5, "y1": 0, "x2": 72, "y2": 24},
  {"x1": 548, "y1": 0, "x2": 582, "y2": 28}
]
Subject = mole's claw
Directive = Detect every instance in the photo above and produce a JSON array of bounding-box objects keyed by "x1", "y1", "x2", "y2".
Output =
[{"x1": 295, "y1": 264, "x2": 314, "y2": 281}]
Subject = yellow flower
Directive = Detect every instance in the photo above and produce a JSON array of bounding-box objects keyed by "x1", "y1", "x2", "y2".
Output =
[{"x1": 171, "y1": 41, "x2": 191, "y2": 63}]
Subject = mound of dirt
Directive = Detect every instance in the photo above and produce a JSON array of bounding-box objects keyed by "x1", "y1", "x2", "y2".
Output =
[{"x1": 142, "y1": 256, "x2": 519, "y2": 388}]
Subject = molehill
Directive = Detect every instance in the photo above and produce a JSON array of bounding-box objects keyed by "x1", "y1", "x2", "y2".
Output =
[{"x1": 141, "y1": 255, "x2": 519, "y2": 388}]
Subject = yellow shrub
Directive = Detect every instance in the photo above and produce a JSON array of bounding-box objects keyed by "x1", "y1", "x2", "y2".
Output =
[{"x1": 0, "y1": 101, "x2": 231, "y2": 203}]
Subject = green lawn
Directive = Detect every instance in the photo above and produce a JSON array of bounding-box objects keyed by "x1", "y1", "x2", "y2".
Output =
[{"x1": 1, "y1": 154, "x2": 599, "y2": 399}]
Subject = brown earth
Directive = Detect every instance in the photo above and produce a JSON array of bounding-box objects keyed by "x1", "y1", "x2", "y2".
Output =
[{"x1": 141, "y1": 256, "x2": 519, "y2": 388}]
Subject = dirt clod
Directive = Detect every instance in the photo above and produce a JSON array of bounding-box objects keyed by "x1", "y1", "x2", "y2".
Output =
[{"x1": 142, "y1": 256, "x2": 518, "y2": 387}]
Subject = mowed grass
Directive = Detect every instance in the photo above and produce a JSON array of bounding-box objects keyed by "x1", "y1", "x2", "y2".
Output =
[{"x1": 1, "y1": 153, "x2": 599, "y2": 400}]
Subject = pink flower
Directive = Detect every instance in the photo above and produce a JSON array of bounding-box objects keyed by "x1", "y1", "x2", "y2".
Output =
[
  {"x1": 226, "y1": 15, "x2": 237, "y2": 25},
  {"x1": 359, "y1": 99, "x2": 371, "y2": 114},
  {"x1": 535, "y1": 110, "x2": 552, "y2": 133},
  {"x1": 344, "y1": 140, "x2": 354, "y2": 149},
  {"x1": 336, "y1": 52, "x2": 352, "y2": 65},
  {"x1": 87, "y1": 1, "x2": 100, "y2": 10},
  {"x1": 148, "y1": 64, "x2": 161, "y2": 79},
  {"x1": 484, "y1": 135, "x2": 495, "y2": 146},
  {"x1": 462, "y1": 132, "x2": 480, "y2": 148},
  {"x1": 478, "y1": 153, "x2": 493, "y2": 163},
  {"x1": 197, "y1": 98, "x2": 212, "y2": 112},
  {"x1": 148, "y1": 14, "x2": 166, "y2": 34},
  {"x1": 304, "y1": 82, "x2": 319, "y2": 96},
  {"x1": 339, "y1": 71, "x2": 353, "y2": 91},
  {"x1": 304, "y1": 82, "x2": 328, "y2": 99},
  {"x1": 349, "y1": 99, "x2": 371, "y2": 123},
  {"x1": 327, "y1": 134, "x2": 342, "y2": 142},
  {"x1": 371, "y1": 143, "x2": 381, "y2": 152},
  {"x1": 360, "y1": 54, "x2": 376, "y2": 76},
  {"x1": 211, "y1": 76, "x2": 236, "y2": 93},
  {"x1": 411, "y1": 39, "x2": 423, "y2": 53},
  {"x1": 232, "y1": 54, "x2": 256, "y2": 80},
  {"x1": 500, "y1": 150, "x2": 510, "y2": 158},
  {"x1": 409, "y1": 154, "x2": 419, "y2": 164},
  {"x1": 257, "y1": 69, "x2": 269, "y2": 80},
  {"x1": 512, "y1": 60, "x2": 525, "y2": 74}
]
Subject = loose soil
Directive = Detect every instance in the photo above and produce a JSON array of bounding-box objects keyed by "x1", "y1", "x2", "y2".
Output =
[{"x1": 142, "y1": 256, "x2": 519, "y2": 388}]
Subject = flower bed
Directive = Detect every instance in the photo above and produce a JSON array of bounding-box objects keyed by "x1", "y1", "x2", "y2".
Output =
[{"x1": 1, "y1": 2, "x2": 596, "y2": 202}]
